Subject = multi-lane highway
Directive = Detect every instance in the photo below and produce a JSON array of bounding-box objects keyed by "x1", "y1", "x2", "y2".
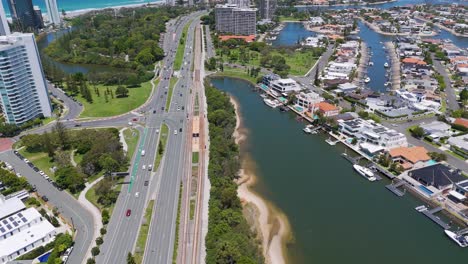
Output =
[{"x1": 96, "y1": 11, "x2": 204, "y2": 264}]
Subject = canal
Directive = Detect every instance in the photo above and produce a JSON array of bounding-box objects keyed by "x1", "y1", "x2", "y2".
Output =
[{"x1": 211, "y1": 77, "x2": 467, "y2": 264}]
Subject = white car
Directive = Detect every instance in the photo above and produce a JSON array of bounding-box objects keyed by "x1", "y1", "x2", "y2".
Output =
[
  {"x1": 128, "y1": 122, "x2": 133, "y2": 126},
  {"x1": 148, "y1": 165, "x2": 153, "y2": 170},
  {"x1": 142, "y1": 165, "x2": 146, "y2": 170},
  {"x1": 39, "y1": 171, "x2": 45, "y2": 176},
  {"x1": 174, "y1": 130, "x2": 178, "y2": 135},
  {"x1": 156, "y1": 129, "x2": 160, "y2": 133},
  {"x1": 23, "y1": 159, "x2": 29, "y2": 163},
  {"x1": 135, "y1": 192, "x2": 139, "y2": 198}
]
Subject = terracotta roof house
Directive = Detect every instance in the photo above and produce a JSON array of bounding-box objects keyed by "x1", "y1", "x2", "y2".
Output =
[
  {"x1": 314, "y1": 102, "x2": 339, "y2": 117},
  {"x1": 219, "y1": 35, "x2": 256, "y2": 42},
  {"x1": 454, "y1": 118, "x2": 468, "y2": 129},
  {"x1": 389, "y1": 146, "x2": 431, "y2": 170}
]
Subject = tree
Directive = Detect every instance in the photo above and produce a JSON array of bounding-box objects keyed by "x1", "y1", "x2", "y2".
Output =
[
  {"x1": 96, "y1": 237, "x2": 104, "y2": 245},
  {"x1": 54, "y1": 121, "x2": 69, "y2": 149},
  {"x1": 102, "y1": 209, "x2": 110, "y2": 224},
  {"x1": 127, "y1": 253, "x2": 136, "y2": 264},
  {"x1": 99, "y1": 154, "x2": 119, "y2": 174},
  {"x1": 100, "y1": 227, "x2": 107, "y2": 235},
  {"x1": 91, "y1": 247, "x2": 100, "y2": 257},
  {"x1": 158, "y1": 141, "x2": 164, "y2": 155},
  {"x1": 460, "y1": 88, "x2": 468, "y2": 104},
  {"x1": 115, "y1": 85, "x2": 129, "y2": 98},
  {"x1": 410, "y1": 126, "x2": 425, "y2": 138},
  {"x1": 351, "y1": 138, "x2": 358, "y2": 145},
  {"x1": 55, "y1": 166, "x2": 85, "y2": 193},
  {"x1": 21, "y1": 134, "x2": 44, "y2": 152},
  {"x1": 87, "y1": 258, "x2": 96, "y2": 264},
  {"x1": 314, "y1": 67, "x2": 320, "y2": 86}
]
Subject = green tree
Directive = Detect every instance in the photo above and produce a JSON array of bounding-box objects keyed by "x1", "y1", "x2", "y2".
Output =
[
  {"x1": 96, "y1": 237, "x2": 104, "y2": 245},
  {"x1": 410, "y1": 126, "x2": 425, "y2": 138},
  {"x1": 460, "y1": 89, "x2": 468, "y2": 105},
  {"x1": 127, "y1": 253, "x2": 136, "y2": 264},
  {"x1": 91, "y1": 247, "x2": 100, "y2": 257},
  {"x1": 54, "y1": 121, "x2": 69, "y2": 149},
  {"x1": 115, "y1": 85, "x2": 129, "y2": 98},
  {"x1": 87, "y1": 258, "x2": 96, "y2": 264},
  {"x1": 0, "y1": 123, "x2": 21, "y2": 137},
  {"x1": 55, "y1": 166, "x2": 85, "y2": 193}
]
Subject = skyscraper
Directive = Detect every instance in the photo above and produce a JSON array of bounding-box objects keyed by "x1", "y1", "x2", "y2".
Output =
[
  {"x1": 259, "y1": 0, "x2": 277, "y2": 20},
  {"x1": 33, "y1": 6, "x2": 44, "y2": 28},
  {"x1": 0, "y1": 33, "x2": 52, "y2": 125},
  {"x1": 6, "y1": 0, "x2": 41, "y2": 31},
  {"x1": 215, "y1": 4, "x2": 256, "y2": 36},
  {"x1": 44, "y1": 0, "x2": 61, "y2": 26},
  {"x1": 0, "y1": 0, "x2": 11, "y2": 35},
  {"x1": 228, "y1": 0, "x2": 250, "y2": 8}
]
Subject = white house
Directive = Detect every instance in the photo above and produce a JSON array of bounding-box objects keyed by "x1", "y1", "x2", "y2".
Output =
[
  {"x1": 309, "y1": 16, "x2": 325, "y2": 25},
  {"x1": 270, "y1": 78, "x2": 301, "y2": 93},
  {"x1": 294, "y1": 91, "x2": 323, "y2": 108}
]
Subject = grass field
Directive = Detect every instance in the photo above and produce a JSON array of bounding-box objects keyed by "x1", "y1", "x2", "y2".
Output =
[
  {"x1": 77, "y1": 82, "x2": 152, "y2": 118},
  {"x1": 174, "y1": 21, "x2": 191, "y2": 71},
  {"x1": 192, "y1": 152, "x2": 199, "y2": 164},
  {"x1": 134, "y1": 200, "x2": 155, "y2": 264},
  {"x1": 213, "y1": 66, "x2": 258, "y2": 84},
  {"x1": 166, "y1": 77, "x2": 178, "y2": 111},
  {"x1": 154, "y1": 124, "x2": 169, "y2": 171},
  {"x1": 18, "y1": 149, "x2": 56, "y2": 180},
  {"x1": 123, "y1": 128, "x2": 140, "y2": 159}
]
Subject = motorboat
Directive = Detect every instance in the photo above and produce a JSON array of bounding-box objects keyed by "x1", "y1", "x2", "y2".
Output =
[
  {"x1": 384, "y1": 62, "x2": 389, "y2": 68},
  {"x1": 368, "y1": 61, "x2": 374, "y2": 66},
  {"x1": 364, "y1": 77, "x2": 371, "y2": 83},
  {"x1": 353, "y1": 164, "x2": 377, "y2": 181},
  {"x1": 303, "y1": 125, "x2": 314, "y2": 134},
  {"x1": 264, "y1": 98, "x2": 279, "y2": 108},
  {"x1": 444, "y1": 230, "x2": 468, "y2": 248},
  {"x1": 415, "y1": 205, "x2": 428, "y2": 212}
]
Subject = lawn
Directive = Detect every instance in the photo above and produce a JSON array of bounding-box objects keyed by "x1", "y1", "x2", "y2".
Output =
[
  {"x1": 166, "y1": 77, "x2": 179, "y2": 111},
  {"x1": 213, "y1": 66, "x2": 258, "y2": 85},
  {"x1": 174, "y1": 21, "x2": 191, "y2": 71},
  {"x1": 18, "y1": 149, "x2": 56, "y2": 180},
  {"x1": 123, "y1": 128, "x2": 140, "y2": 159},
  {"x1": 192, "y1": 152, "x2": 199, "y2": 164},
  {"x1": 134, "y1": 200, "x2": 154, "y2": 264},
  {"x1": 154, "y1": 124, "x2": 169, "y2": 171},
  {"x1": 77, "y1": 82, "x2": 152, "y2": 118}
]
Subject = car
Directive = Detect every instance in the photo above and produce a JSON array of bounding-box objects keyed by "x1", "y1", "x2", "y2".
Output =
[
  {"x1": 182, "y1": 106, "x2": 185, "y2": 110},
  {"x1": 74, "y1": 123, "x2": 81, "y2": 127},
  {"x1": 156, "y1": 129, "x2": 160, "y2": 133},
  {"x1": 135, "y1": 192, "x2": 139, "y2": 198},
  {"x1": 174, "y1": 130, "x2": 178, "y2": 135},
  {"x1": 39, "y1": 171, "x2": 45, "y2": 176},
  {"x1": 164, "y1": 91, "x2": 167, "y2": 94},
  {"x1": 13, "y1": 150, "x2": 18, "y2": 155},
  {"x1": 153, "y1": 110, "x2": 156, "y2": 114},
  {"x1": 391, "y1": 124, "x2": 398, "y2": 127},
  {"x1": 42, "y1": 196, "x2": 49, "y2": 202},
  {"x1": 33, "y1": 167, "x2": 39, "y2": 172},
  {"x1": 161, "y1": 107, "x2": 164, "y2": 110},
  {"x1": 23, "y1": 158, "x2": 30, "y2": 163},
  {"x1": 126, "y1": 209, "x2": 131, "y2": 217},
  {"x1": 132, "y1": 118, "x2": 138, "y2": 121},
  {"x1": 142, "y1": 165, "x2": 146, "y2": 170},
  {"x1": 148, "y1": 165, "x2": 153, "y2": 170},
  {"x1": 141, "y1": 150, "x2": 146, "y2": 156},
  {"x1": 179, "y1": 128, "x2": 182, "y2": 132},
  {"x1": 128, "y1": 122, "x2": 133, "y2": 126},
  {"x1": 177, "y1": 107, "x2": 180, "y2": 111}
]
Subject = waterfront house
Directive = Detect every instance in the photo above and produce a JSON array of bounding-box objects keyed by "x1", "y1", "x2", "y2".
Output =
[
  {"x1": 309, "y1": 16, "x2": 325, "y2": 26},
  {"x1": 295, "y1": 91, "x2": 323, "y2": 109},
  {"x1": 447, "y1": 134, "x2": 468, "y2": 159},
  {"x1": 313, "y1": 102, "x2": 339, "y2": 117},
  {"x1": 270, "y1": 78, "x2": 301, "y2": 94},
  {"x1": 452, "y1": 179, "x2": 468, "y2": 202},
  {"x1": 389, "y1": 146, "x2": 431, "y2": 170},
  {"x1": 262, "y1": 74, "x2": 280, "y2": 87},
  {"x1": 403, "y1": 164, "x2": 466, "y2": 197},
  {"x1": 454, "y1": 118, "x2": 468, "y2": 129}
]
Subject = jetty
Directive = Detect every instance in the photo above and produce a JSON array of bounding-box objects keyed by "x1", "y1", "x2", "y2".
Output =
[
  {"x1": 420, "y1": 207, "x2": 451, "y2": 229},
  {"x1": 385, "y1": 181, "x2": 406, "y2": 197},
  {"x1": 341, "y1": 153, "x2": 382, "y2": 181},
  {"x1": 384, "y1": 41, "x2": 400, "y2": 90}
]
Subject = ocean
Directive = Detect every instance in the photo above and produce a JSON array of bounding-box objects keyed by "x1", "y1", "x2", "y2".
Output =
[{"x1": 2, "y1": 0, "x2": 163, "y2": 16}]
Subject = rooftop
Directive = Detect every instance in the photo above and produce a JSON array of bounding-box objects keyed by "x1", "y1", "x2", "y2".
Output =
[
  {"x1": 409, "y1": 164, "x2": 465, "y2": 190},
  {"x1": 389, "y1": 146, "x2": 431, "y2": 164},
  {"x1": 0, "y1": 197, "x2": 25, "y2": 220}
]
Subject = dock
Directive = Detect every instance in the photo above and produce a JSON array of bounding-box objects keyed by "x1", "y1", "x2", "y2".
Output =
[
  {"x1": 341, "y1": 153, "x2": 382, "y2": 181},
  {"x1": 385, "y1": 181, "x2": 406, "y2": 197},
  {"x1": 420, "y1": 207, "x2": 451, "y2": 229},
  {"x1": 370, "y1": 164, "x2": 396, "y2": 179}
]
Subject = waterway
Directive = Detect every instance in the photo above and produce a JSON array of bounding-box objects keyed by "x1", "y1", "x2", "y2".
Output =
[
  {"x1": 211, "y1": 76, "x2": 467, "y2": 264},
  {"x1": 271, "y1": 22, "x2": 316, "y2": 47}
]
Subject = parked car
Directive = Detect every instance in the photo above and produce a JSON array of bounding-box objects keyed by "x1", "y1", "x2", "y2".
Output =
[{"x1": 42, "y1": 196, "x2": 49, "y2": 202}]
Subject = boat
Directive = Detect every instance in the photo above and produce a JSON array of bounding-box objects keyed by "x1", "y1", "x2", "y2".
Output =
[
  {"x1": 325, "y1": 138, "x2": 338, "y2": 146},
  {"x1": 303, "y1": 125, "x2": 314, "y2": 134},
  {"x1": 279, "y1": 106, "x2": 289, "y2": 112},
  {"x1": 384, "y1": 62, "x2": 389, "y2": 68},
  {"x1": 368, "y1": 61, "x2": 374, "y2": 66},
  {"x1": 264, "y1": 98, "x2": 279, "y2": 108},
  {"x1": 444, "y1": 230, "x2": 468, "y2": 248},
  {"x1": 364, "y1": 77, "x2": 370, "y2": 83},
  {"x1": 353, "y1": 164, "x2": 377, "y2": 182},
  {"x1": 415, "y1": 205, "x2": 428, "y2": 212},
  {"x1": 260, "y1": 93, "x2": 267, "y2": 98}
]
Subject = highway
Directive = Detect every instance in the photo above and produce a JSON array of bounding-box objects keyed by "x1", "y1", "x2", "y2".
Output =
[{"x1": 96, "y1": 11, "x2": 203, "y2": 264}]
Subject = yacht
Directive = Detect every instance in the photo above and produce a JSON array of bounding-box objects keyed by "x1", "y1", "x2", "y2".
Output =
[
  {"x1": 384, "y1": 62, "x2": 389, "y2": 68},
  {"x1": 368, "y1": 61, "x2": 374, "y2": 66},
  {"x1": 264, "y1": 98, "x2": 279, "y2": 108},
  {"x1": 415, "y1": 205, "x2": 428, "y2": 212},
  {"x1": 353, "y1": 164, "x2": 377, "y2": 181},
  {"x1": 303, "y1": 125, "x2": 314, "y2": 134},
  {"x1": 364, "y1": 77, "x2": 371, "y2": 83},
  {"x1": 444, "y1": 230, "x2": 468, "y2": 248}
]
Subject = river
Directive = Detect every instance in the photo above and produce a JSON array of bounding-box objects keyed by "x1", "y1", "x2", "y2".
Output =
[{"x1": 211, "y1": 76, "x2": 467, "y2": 264}]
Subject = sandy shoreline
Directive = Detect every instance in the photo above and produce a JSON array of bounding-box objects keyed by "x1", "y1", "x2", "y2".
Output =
[
  {"x1": 230, "y1": 97, "x2": 292, "y2": 264},
  {"x1": 63, "y1": 1, "x2": 163, "y2": 18}
]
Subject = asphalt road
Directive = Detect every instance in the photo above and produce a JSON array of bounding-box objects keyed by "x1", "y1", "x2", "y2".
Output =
[
  {"x1": 432, "y1": 57, "x2": 460, "y2": 111},
  {"x1": 95, "y1": 12, "x2": 203, "y2": 264},
  {"x1": 48, "y1": 82, "x2": 83, "y2": 120},
  {"x1": 0, "y1": 151, "x2": 94, "y2": 264}
]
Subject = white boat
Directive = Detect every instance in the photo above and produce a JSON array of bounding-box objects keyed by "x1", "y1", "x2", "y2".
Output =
[
  {"x1": 444, "y1": 230, "x2": 468, "y2": 248},
  {"x1": 264, "y1": 98, "x2": 279, "y2": 108},
  {"x1": 303, "y1": 125, "x2": 314, "y2": 134},
  {"x1": 364, "y1": 77, "x2": 370, "y2": 83},
  {"x1": 384, "y1": 62, "x2": 389, "y2": 68},
  {"x1": 415, "y1": 205, "x2": 428, "y2": 212},
  {"x1": 353, "y1": 164, "x2": 377, "y2": 182},
  {"x1": 368, "y1": 61, "x2": 374, "y2": 66},
  {"x1": 325, "y1": 138, "x2": 338, "y2": 145}
]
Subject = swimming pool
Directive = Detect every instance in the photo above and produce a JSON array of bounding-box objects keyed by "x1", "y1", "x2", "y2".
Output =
[
  {"x1": 418, "y1": 185, "x2": 434, "y2": 196},
  {"x1": 38, "y1": 252, "x2": 52, "y2": 262},
  {"x1": 427, "y1": 160, "x2": 437, "y2": 166}
]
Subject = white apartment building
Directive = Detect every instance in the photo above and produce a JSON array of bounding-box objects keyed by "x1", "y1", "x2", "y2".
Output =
[
  {"x1": 309, "y1": 16, "x2": 324, "y2": 25},
  {"x1": 0, "y1": 33, "x2": 52, "y2": 125},
  {"x1": 270, "y1": 78, "x2": 301, "y2": 93},
  {"x1": 45, "y1": 0, "x2": 61, "y2": 26},
  {"x1": 215, "y1": 4, "x2": 257, "y2": 36},
  {"x1": 295, "y1": 91, "x2": 323, "y2": 108},
  {"x1": 338, "y1": 118, "x2": 408, "y2": 152},
  {"x1": 0, "y1": 196, "x2": 56, "y2": 263},
  {"x1": 328, "y1": 62, "x2": 356, "y2": 74}
]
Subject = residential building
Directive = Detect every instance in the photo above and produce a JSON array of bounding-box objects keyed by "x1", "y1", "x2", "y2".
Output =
[
  {"x1": 0, "y1": 196, "x2": 56, "y2": 264},
  {"x1": 228, "y1": 0, "x2": 250, "y2": 7},
  {"x1": 6, "y1": 0, "x2": 41, "y2": 31},
  {"x1": 270, "y1": 78, "x2": 301, "y2": 94},
  {"x1": 259, "y1": 0, "x2": 276, "y2": 20},
  {"x1": 338, "y1": 118, "x2": 408, "y2": 153},
  {"x1": 215, "y1": 4, "x2": 256, "y2": 36},
  {"x1": 389, "y1": 146, "x2": 431, "y2": 170},
  {"x1": 454, "y1": 118, "x2": 468, "y2": 129},
  {"x1": 33, "y1": 6, "x2": 44, "y2": 28},
  {"x1": 447, "y1": 134, "x2": 468, "y2": 159},
  {"x1": 452, "y1": 179, "x2": 468, "y2": 202},
  {"x1": 313, "y1": 102, "x2": 339, "y2": 117},
  {"x1": 419, "y1": 121, "x2": 452, "y2": 139},
  {"x1": 0, "y1": 0, "x2": 10, "y2": 36},
  {"x1": 44, "y1": 0, "x2": 61, "y2": 26},
  {"x1": 295, "y1": 91, "x2": 322, "y2": 109},
  {"x1": 0, "y1": 33, "x2": 52, "y2": 125},
  {"x1": 309, "y1": 16, "x2": 325, "y2": 25}
]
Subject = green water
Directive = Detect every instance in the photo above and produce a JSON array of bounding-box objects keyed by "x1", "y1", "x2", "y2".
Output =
[{"x1": 210, "y1": 77, "x2": 467, "y2": 264}]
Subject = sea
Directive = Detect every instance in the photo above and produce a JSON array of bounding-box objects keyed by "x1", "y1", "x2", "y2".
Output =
[{"x1": 1, "y1": 0, "x2": 163, "y2": 16}]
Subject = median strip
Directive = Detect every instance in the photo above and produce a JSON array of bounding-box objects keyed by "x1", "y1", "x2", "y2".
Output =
[
  {"x1": 154, "y1": 124, "x2": 169, "y2": 172},
  {"x1": 172, "y1": 182, "x2": 183, "y2": 264},
  {"x1": 134, "y1": 200, "x2": 154, "y2": 264},
  {"x1": 165, "y1": 77, "x2": 178, "y2": 112}
]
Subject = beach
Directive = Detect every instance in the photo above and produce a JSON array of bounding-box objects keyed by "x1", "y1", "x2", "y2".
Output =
[
  {"x1": 63, "y1": 1, "x2": 163, "y2": 18},
  {"x1": 230, "y1": 96, "x2": 292, "y2": 264}
]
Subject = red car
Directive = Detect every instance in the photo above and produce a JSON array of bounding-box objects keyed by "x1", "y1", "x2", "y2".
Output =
[{"x1": 126, "y1": 209, "x2": 131, "y2": 217}]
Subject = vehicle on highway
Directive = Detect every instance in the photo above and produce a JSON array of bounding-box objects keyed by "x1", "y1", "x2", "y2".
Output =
[
  {"x1": 142, "y1": 165, "x2": 146, "y2": 170},
  {"x1": 161, "y1": 107, "x2": 164, "y2": 110},
  {"x1": 156, "y1": 129, "x2": 160, "y2": 133},
  {"x1": 74, "y1": 123, "x2": 81, "y2": 127},
  {"x1": 126, "y1": 209, "x2": 131, "y2": 217},
  {"x1": 174, "y1": 130, "x2": 178, "y2": 135},
  {"x1": 141, "y1": 150, "x2": 146, "y2": 156},
  {"x1": 132, "y1": 118, "x2": 138, "y2": 121},
  {"x1": 177, "y1": 107, "x2": 180, "y2": 111},
  {"x1": 23, "y1": 158, "x2": 30, "y2": 163},
  {"x1": 182, "y1": 106, "x2": 185, "y2": 110},
  {"x1": 148, "y1": 165, "x2": 153, "y2": 171},
  {"x1": 128, "y1": 122, "x2": 133, "y2": 126},
  {"x1": 135, "y1": 192, "x2": 139, "y2": 198},
  {"x1": 144, "y1": 181, "x2": 149, "y2": 186}
]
